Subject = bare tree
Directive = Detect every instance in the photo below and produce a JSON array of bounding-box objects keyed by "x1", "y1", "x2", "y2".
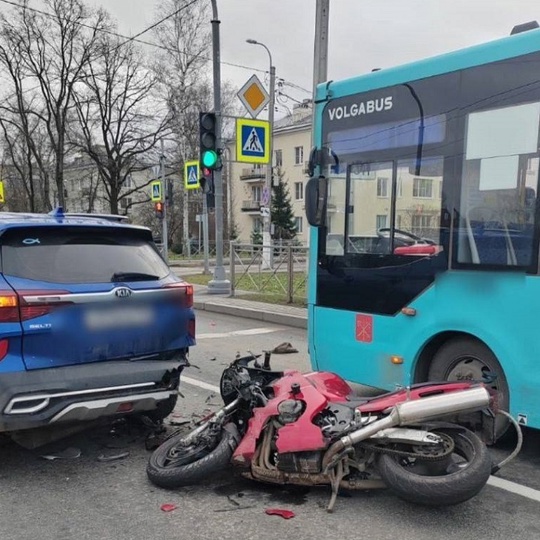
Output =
[
  {"x1": 152, "y1": 0, "x2": 242, "y2": 248},
  {"x1": 0, "y1": 31, "x2": 54, "y2": 211},
  {"x1": 0, "y1": 0, "x2": 107, "y2": 208},
  {"x1": 71, "y1": 30, "x2": 171, "y2": 214}
]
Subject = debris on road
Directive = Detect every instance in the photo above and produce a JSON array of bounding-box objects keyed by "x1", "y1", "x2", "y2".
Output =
[
  {"x1": 160, "y1": 504, "x2": 177, "y2": 513},
  {"x1": 265, "y1": 508, "x2": 296, "y2": 519},
  {"x1": 271, "y1": 342, "x2": 298, "y2": 354},
  {"x1": 214, "y1": 506, "x2": 256, "y2": 513},
  {"x1": 97, "y1": 451, "x2": 130, "y2": 462},
  {"x1": 40, "y1": 447, "x2": 82, "y2": 461}
]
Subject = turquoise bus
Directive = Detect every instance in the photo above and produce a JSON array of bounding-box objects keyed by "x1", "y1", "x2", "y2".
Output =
[{"x1": 305, "y1": 22, "x2": 540, "y2": 438}]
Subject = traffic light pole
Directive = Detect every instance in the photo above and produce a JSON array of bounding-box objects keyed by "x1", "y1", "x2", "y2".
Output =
[
  {"x1": 208, "y1": 0, "x2": 230, "y2": 294},
  {"x1": 160, "y1": 140, "x2": 169, "y2": 264}
]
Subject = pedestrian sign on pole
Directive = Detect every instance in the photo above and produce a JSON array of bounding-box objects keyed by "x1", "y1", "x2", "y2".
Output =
[
  {"x1": 261, "y1": 186, "x2": 270, "y2": 206},
  {"x1": 236, "y1": 118, "x2": 270, "y2": 164},
  {"x1": 237, "y1": 74, "x2": 270, "y2": 119},
  {"x1": 184, "y1": 160, "x2": 200, "y2": 190},
  {"x1": 151, "y1": 181, "x2": 162, "y2": 202},
  {"x1": 0, "y1": 181, "x2": 4, "y2": 203}
]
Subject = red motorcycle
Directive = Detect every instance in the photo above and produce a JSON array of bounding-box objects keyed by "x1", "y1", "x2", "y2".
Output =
[{"x1": 147, "y1": 353, "x2": 518, "y2": 511}]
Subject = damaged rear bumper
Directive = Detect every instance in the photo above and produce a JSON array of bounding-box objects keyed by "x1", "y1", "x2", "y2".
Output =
[{"x1": 0, "y1": 358, "x2": 186, "y2": 432}]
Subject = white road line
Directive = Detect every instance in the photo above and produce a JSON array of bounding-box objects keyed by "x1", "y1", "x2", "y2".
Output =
[
  {"x1": 197, "y1": 327, "x2": 284, "y2": 339},
  {"x1": 182, "y1": 376, "x2": 220, "y2": 393},
  {"x1": 488, "y1": 475, "x2": 540, "y2": 503},
  {"x1": 181, "y1": 376, "x2": 540, "y2": 504}
]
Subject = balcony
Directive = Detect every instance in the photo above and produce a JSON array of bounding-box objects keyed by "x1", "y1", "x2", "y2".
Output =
[
  {"x1": 240, "y1": 167, "x2": 265, "y2": 182},
  {"x1": 241, "y1": 199, "x2": 261, "y2": 213}
]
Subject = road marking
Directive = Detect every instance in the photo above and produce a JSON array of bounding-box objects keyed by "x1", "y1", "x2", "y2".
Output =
[
  {"x1": 182, "y1": 376, "x2": 220, "y2": 393},
  {"x1": 197, "y1": 327, "x2": 284, "y2": 339},
  {"x1": 181, "y1": 376, "x2": 540, "y2": 504},
  {"x1": 488, "y1": 475, "x2": 540, "y2": 503}
]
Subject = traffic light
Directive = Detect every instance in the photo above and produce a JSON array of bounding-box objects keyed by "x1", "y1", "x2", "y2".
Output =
[
  {"x1": 199, "y1": 166, "x2": 214, "y2": 194},
  {"x1": 155, "y1": 201, "x2": 164, "y2": 219},
  {"x1": 199, "y1": 112, "x2": 220, "y2": 170}
]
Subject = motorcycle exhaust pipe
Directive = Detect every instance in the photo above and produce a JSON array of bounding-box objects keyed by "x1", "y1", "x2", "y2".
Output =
[
  {"x1": 323, "y1": 386, "x2": 490, "y2": 470},
  {"x1": 347, "y1": 386, "x2": 491, "y2": 446}
]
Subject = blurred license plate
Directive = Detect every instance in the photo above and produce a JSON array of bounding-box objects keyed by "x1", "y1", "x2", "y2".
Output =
[{"x1": 84, "y1": 306, "x2": 155, "y2": 330}]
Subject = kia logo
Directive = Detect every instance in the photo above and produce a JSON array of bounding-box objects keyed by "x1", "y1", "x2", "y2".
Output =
[{"x1": 115, "y1": 288, "x2": 132, "y2": 298}]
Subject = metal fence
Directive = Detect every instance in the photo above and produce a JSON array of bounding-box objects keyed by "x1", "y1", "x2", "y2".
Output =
[{"x1": 229, "y1": 242, "x2": 309, "y2": 304}]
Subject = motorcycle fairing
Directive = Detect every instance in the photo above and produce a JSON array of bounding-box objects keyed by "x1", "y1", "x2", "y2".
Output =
[{"x1": 232, "y1": 370, "x2": 341, "y2": 462}]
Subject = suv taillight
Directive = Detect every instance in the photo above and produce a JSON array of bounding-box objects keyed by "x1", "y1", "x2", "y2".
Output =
[
  {"x1": 0, "y1": 293, "x2": 19, "y2": 323},
  {"x1": 165, "y1": 283, "x2": 194, "y2": 308},
  {"x1": 0, "y1": 290, "x2": 72, "y2": 323}
]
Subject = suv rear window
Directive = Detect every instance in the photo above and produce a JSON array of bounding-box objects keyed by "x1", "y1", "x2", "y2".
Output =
[{"x1": 1, "y1": 227, "x2": 170, "y2": 284}]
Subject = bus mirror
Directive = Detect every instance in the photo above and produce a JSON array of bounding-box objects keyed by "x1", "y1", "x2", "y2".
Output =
[
  {"x1": 307, "y1": 146, "x2": 339, "y2": 177},
  {"x1": 305, "y1": 176, "x2": 328, "y2": 227}
]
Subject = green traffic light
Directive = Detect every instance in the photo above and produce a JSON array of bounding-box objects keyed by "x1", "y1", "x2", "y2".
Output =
[{"x1": 202, "y1": 150, "x2": 218, "y2": 168}]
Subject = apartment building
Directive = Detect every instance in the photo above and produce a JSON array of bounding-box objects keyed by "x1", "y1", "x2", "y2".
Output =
[{"x1": 228, "y1": 101, "x2": 312, "y2": 245}]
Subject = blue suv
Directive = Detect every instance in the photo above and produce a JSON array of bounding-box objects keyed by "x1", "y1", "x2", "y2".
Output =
[{"x1": 0, "y1": 209, "x2": 195, "y2": 440}]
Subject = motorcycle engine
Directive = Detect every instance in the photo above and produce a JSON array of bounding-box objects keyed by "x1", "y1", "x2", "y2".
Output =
[{"x1": 275, "y1": 451, "x2": 322, "y2": 474}]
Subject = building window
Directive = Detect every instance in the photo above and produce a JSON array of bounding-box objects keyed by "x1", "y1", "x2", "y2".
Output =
[
  {"x1": 253, "y1": 218, "x2": 263, "y2": 232},
  {"x1": 120, "y1": 197, "x2": 133, "y2": 210},
  {"x1": 295, "y1": 217, "x2": 303, "y2": 233},
  {"x1": 397, "y1": 177, "x2": 403, "y2": 197},
  {"x1": 294, "y1": 146, "x2": 304, "y2": 165},
  {"x1": 294, "y1": 182, "x2": 304, "y2": 200},
  {"x1": 251, "y1": 185, "x2": 261, "y2": 201},
  {"x1": 411, "y1": 214, "x2": 431, "y2": 233},
  {"x1": 376, "y1": 214, "x2": 387, "y2": 229},
  {"x1": 124, "y1": 174, "x2": 133, "y2": 189},
  {"x1": 376, "y1": 177, "x2": 388, "y2": 197},
  {"x1": 275, "y1": 149, "x2": 283, "y2": 167},
  {"x1": 413, "y1": 177, "x2": 433, "y2": 198}
]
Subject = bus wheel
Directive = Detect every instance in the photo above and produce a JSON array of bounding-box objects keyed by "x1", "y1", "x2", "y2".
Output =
[{"x1": 428, "y1": 337, "x2": 509, "y2": 442}]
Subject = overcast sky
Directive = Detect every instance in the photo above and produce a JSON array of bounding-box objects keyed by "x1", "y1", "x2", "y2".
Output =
[{"x1": 49, "y1": 1, "x2": 540, "y2": 114}]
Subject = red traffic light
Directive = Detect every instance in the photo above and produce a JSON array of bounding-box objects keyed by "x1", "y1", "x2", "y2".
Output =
[{"x1": 155, "y1": 202, "x2": 163, "y2": 211}]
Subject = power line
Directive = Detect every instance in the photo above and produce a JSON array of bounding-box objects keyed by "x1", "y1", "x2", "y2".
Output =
[
  {"x1": 0, "y1": 0, "x2": 269, "y2": 75},
  {"x1": 116, "y1": 0, "x2": 200, "y2": 47}
]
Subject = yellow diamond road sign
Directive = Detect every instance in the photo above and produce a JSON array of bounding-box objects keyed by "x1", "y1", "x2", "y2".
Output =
[
  {"x1": 237, "y1": 74, "x2": 270, "y2": 119},
  {"x1": 0, "y1": 181, "x2": 4, "y2": 203}
]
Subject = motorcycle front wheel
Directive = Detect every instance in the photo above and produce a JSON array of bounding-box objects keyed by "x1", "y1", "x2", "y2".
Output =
[
  {"x1": 377, "y1": 427, "x2": 492, "y2": 506},
  {"x1": 147, "y1": 423, "x2": 239, "y2": 489}
]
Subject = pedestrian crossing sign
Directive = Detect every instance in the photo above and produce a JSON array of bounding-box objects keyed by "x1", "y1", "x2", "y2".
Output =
[
  {"x1": 184, "y1": 160, "x2": 200, "y2": 190},
  {"x1": 151, "y1": 181, "x2": 162, "y2": 202},
  {"x1": 236, "y1": 118, "x2": 270, "y2": 164}
]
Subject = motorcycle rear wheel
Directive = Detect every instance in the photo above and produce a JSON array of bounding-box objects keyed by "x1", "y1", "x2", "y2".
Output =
[
  {"x1": 377, "y1": 427, "x2": 491, "y2": 506},
  {"x1": 147, "y1": 423, "x2": 238, "y2": 489}
]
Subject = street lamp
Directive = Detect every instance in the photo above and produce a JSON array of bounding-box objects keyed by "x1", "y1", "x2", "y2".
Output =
[{"x1": 246, "y1": 38, "x2": 275, "y2": 268}]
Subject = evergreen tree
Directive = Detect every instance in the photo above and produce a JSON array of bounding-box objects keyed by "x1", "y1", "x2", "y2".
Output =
[{"x1": 271, "y1": 170, "x2": 297, "y2": 240}]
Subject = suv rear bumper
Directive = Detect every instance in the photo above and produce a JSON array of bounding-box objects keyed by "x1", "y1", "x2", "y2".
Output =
[{"x1": 0, "y1": 358, "x2": 186, "y2": 432}]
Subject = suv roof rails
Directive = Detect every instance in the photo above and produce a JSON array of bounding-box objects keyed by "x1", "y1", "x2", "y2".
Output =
[{"x1": 64, "y1": 212, "x2": 129, "y2": 223}]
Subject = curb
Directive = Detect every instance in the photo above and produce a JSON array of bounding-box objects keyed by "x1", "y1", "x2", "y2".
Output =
[{"x1": 193, "y1": 299, "x2": 308, "y2": 329}]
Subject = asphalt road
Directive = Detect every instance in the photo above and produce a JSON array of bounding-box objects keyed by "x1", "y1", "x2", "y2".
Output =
[{"x1": 0, "y1": 310, "x2": 539, "y2": 540}]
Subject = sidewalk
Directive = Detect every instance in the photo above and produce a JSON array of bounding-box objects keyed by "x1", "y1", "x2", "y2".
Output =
[{"x1": 192, "y1": 284, "x2": 308, "y2": 329}]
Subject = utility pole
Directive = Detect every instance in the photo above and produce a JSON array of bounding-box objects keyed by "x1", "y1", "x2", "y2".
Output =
[
  {"x1": 311, "y1": 0, "x2": 329, "y2": 147},
  {"x1": 208, "y1": 0, "x2": 230, "y2": 294},
  {"x1": 246, "y1": 39, "x2": 275, "y2": 269},
  {"x1": 202, "y1": 192, "x2": 210, "y2": 274},
  {"x1": 264, "y1": 60, "x2": 276, "y2": 269},
  {"x1": 160, "y1": 139, "x2": 169, "y2": 264}
]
